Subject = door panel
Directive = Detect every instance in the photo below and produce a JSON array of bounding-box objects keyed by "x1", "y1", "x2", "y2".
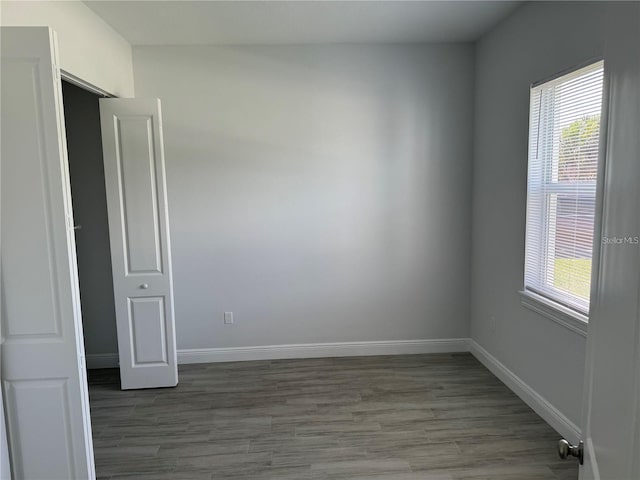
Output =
[
  {"x1": 2, "y1": 58, "x2": 64, "y2": 340},
  {"x1": 117, "y1": 116, "x2": 164, "y2": 274},
  {"x1": 129, "y1": 297, "x2": 168, "y2": 365},
  {"x1": 580, "y1": 3, "x2": 640, "y2": 479},
  {"x1": 4, "y1": 380, "x2": 76, "y2": 479},
  {"x1": 100, "y1": 98, "x2": 178, "y2": 390},
  {"x1": 1, "y1": 26, "x2": 94, "y2": 479}
]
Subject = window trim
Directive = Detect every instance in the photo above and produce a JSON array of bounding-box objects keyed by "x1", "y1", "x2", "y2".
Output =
[
  {"x1": 531, "y1": 56, "x2": 604, "y2": 89},
  {"x1": 523, "y1": 60, "x2": 604, "y2": 322},
  {"x1": 519, "y1": 290, "x2": 588, "y2": 336}
]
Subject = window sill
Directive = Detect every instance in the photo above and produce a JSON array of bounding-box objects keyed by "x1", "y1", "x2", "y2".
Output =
[{"x1": 519, "y1": 290, "x2": 588, "y2": 337}]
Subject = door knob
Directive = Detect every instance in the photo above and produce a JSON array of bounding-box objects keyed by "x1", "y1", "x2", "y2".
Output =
[
  {"x1": 139, "y1": 283, "x2": 149, "y2": 289},
  {"x1": 558, "y1": 439, "x2": 583, "y2": 464}
]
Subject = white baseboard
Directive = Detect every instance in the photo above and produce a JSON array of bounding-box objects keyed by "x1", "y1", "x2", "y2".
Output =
[
  {"x1": 86, "y1": 338, "x2": 468, "y2": 369},
  {"x1": 467, "y1": 339, "x2": 581, "y2": 443},
  {"x1": 178, "y1": 338, "x2": 469, "y2": 364}
]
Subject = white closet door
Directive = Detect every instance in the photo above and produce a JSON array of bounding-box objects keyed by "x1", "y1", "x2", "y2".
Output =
[
  {"x1": 99, "y1": 98, "x2": 178, "y2": 390},
  {"x1": 1, "y1": 26, "x2": 94, "y2": 479}
]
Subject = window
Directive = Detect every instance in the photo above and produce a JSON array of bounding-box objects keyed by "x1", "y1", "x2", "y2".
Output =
[{"x1": 524, "y1": 61, "x2": 604, "y2": 316}]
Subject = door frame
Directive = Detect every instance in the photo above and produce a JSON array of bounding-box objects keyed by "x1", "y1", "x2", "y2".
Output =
[
  {"x1": 59, "y1": 70, "x2": 117, "y2": 374},
  {"x1": 58, "y1": 68, "x2": 117, "y2": 460},
  {"x1": 61, "y1": 70, "x2": 115, "y2": 99}
]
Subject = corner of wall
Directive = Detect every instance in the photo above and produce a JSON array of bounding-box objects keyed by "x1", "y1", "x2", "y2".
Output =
[
  {"x1": 468, "y1": 0, "x2": 607, "y2": 437},
  {"x1": 0, "y1": 0, "x2": 135, "y2": 97}
]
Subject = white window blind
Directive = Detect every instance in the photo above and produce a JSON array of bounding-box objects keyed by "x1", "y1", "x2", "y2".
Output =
[{"x1": 524, "y1": 61, "x2": 604, "y2": 315}]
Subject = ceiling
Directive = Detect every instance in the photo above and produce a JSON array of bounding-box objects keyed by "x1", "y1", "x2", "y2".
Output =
[{"x1": 84, "y1": 1, "x2": 522, "y2": 46}]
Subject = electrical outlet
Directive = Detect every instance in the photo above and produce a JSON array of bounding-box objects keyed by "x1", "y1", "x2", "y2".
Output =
[{"x1": 224, "y1": 312, "x2": 234, "y2": 324}]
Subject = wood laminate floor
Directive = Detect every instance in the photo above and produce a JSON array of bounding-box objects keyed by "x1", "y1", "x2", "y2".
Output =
[{"x1": 88, "y1": 353, "x2": 578, "y2": 480}]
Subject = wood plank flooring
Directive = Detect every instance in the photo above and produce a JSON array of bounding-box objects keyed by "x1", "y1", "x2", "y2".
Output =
[{"x1": 88, "y1": 353, "x2": 578, "y2": 480}]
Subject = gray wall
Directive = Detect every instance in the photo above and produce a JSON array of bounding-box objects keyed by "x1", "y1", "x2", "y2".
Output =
[
  {"x1": 471, "y1": 1, "x2": 607, "y2": 429},
  {"x1": 133, "y1": 44, "x2": 475, "y2": 350},
  {"x1": 63, "y1": 81, "x2": 118, "y2": 355}
]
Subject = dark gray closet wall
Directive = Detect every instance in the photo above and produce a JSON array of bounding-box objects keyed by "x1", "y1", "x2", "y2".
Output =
[{"x1": 63, "y1": 81, "x2": 118, "y2": 358}]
